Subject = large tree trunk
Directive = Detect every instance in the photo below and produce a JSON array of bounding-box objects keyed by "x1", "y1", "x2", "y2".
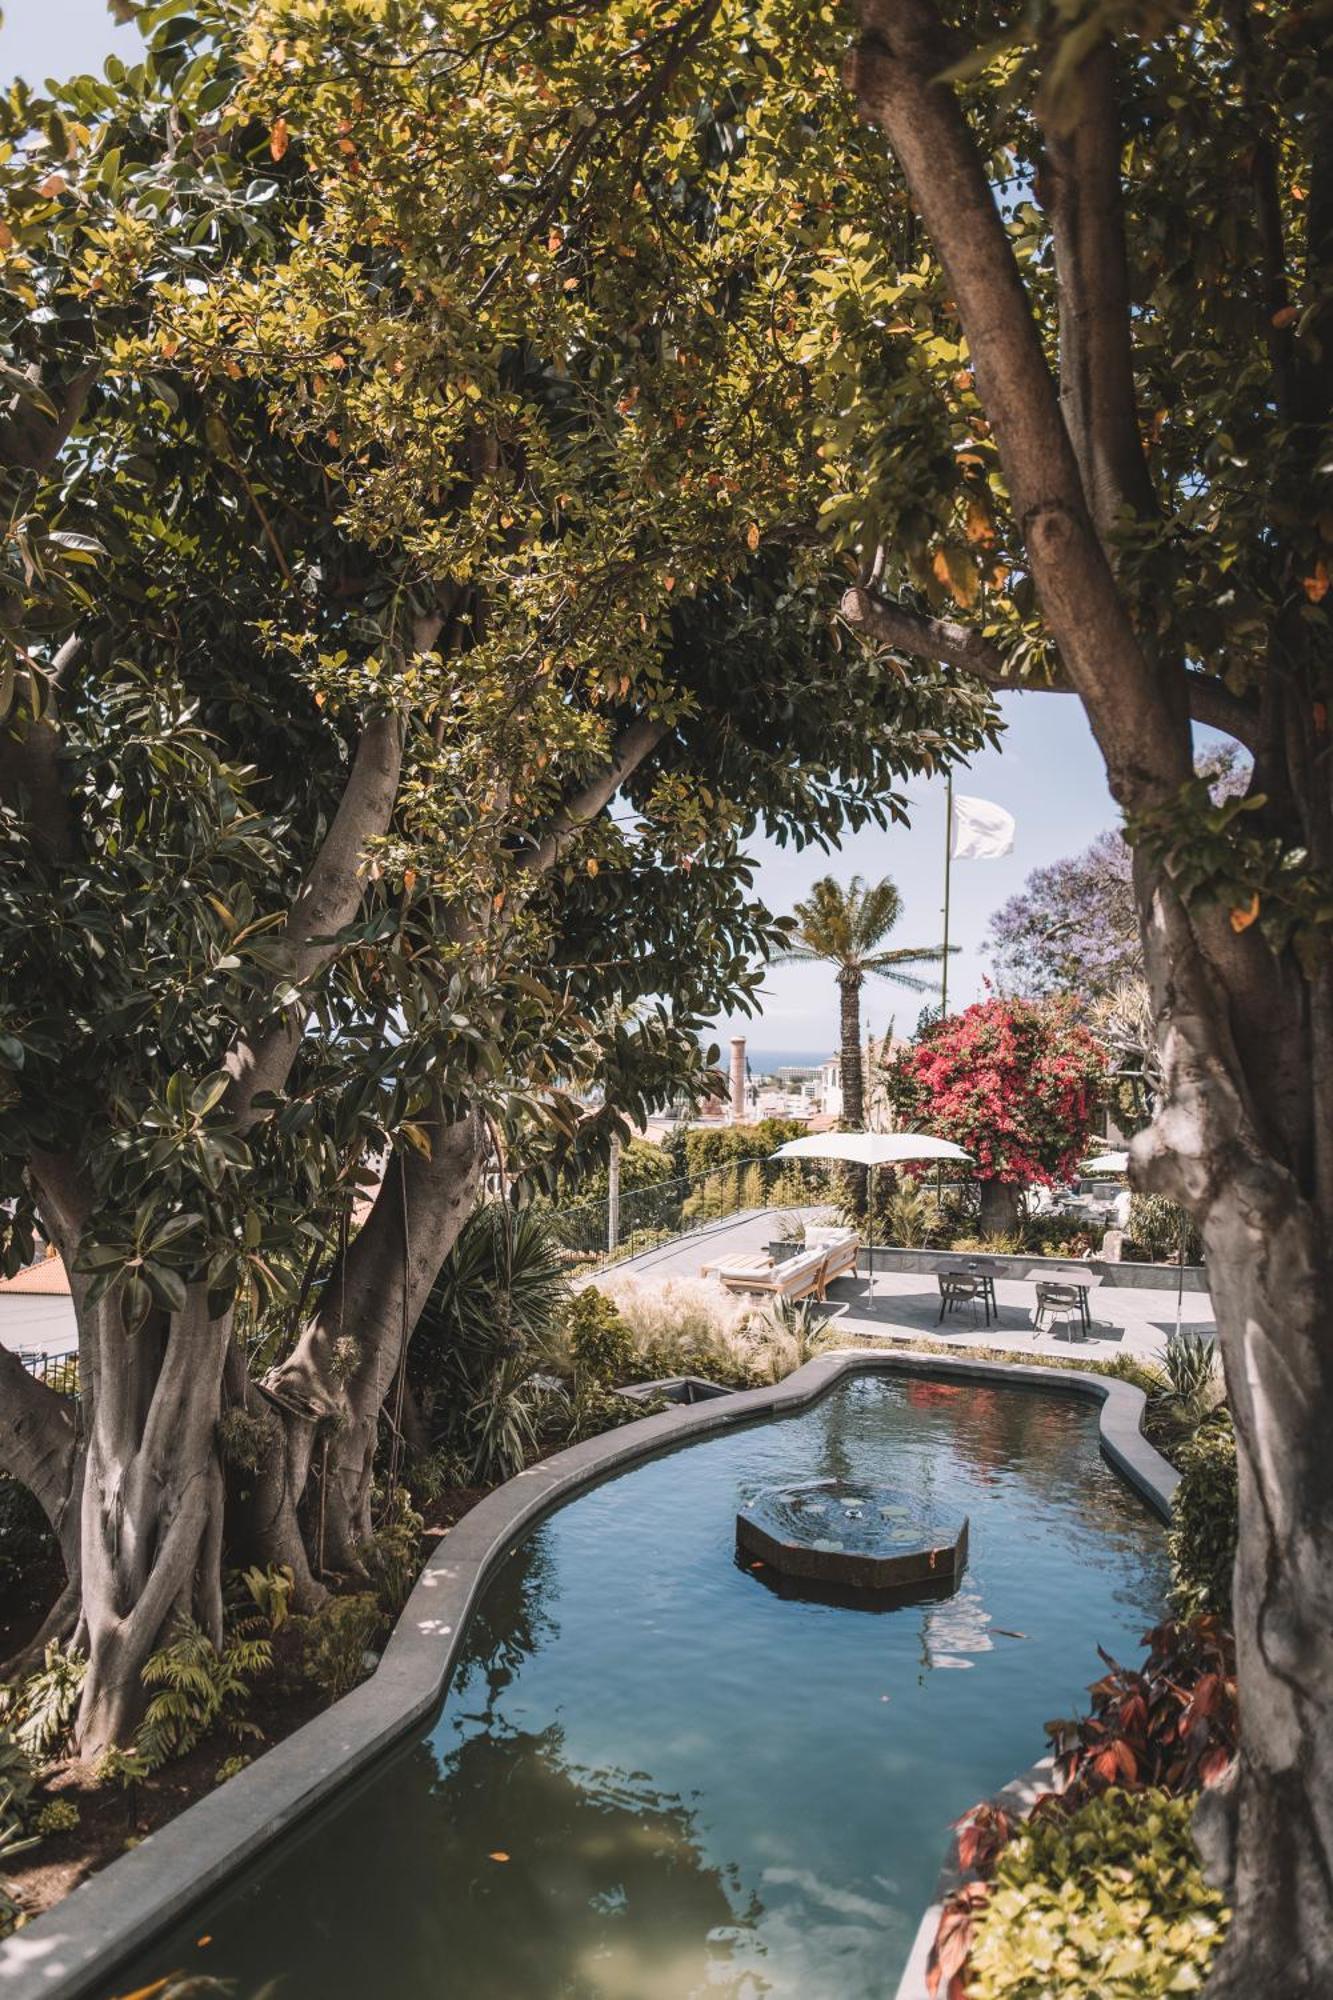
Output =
[
  {"x1": 1135, "y1": 886, "x2": 1333, "y2": 1994},
  {"x1": 74, "y1": 1288, "x2": 233, "y2": 1758},
  {"x1": 1193, "y1": 1199, "x2": 1333, "y2": 1993},
  {"x1": 977, "y1": 1179, "x2": 1021, "y2": 1238},
  {"x1": 264, "y1": 1107, "x2": 484, "y2": 1573},
  {"x1": 842, "y1": 12, "x2": 1333, "y2": 1984}
]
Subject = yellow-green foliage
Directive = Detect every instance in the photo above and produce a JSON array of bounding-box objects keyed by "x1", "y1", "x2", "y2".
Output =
[
  {"x1": 966, "y1": 1790, "x2": 1229, "y2": 2000},
  {"x1": 0, "y1": 1785, "x2": 35, "y2": 1939},
  {"x1": 0, "y1": 1729, "x2": 34, "y2": 1823},
  {"x1": 301, "y1": 1594, "x2": 381, "y2": 1704},
  {"x1": 34, "y1": 1799, "x2": 79, "y2": 1837},
  {"x1": 563, "y1": 1287, "x2": 637, "y2": 1388},
  {"x1": 137, "y1": 1619, "x2": 271, "y2": 1768},
  {"x1": 360, "y1": 1491, "x2": 424, "y2": 1618}
]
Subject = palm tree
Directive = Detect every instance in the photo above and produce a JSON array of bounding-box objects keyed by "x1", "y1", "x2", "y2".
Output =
[{"x1": 779, "y1": 875, "x2": 950, "y2": 1130}]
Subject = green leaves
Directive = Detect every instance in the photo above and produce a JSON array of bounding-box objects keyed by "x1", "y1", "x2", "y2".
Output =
[{"x1": 965, "y1": 1789, "x2": 1230, "y2": 2000}]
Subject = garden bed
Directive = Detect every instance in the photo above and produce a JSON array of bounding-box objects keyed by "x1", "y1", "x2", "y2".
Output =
[{"x1": 1, "y1": 1483, "x2": 489, "y2": 1933}]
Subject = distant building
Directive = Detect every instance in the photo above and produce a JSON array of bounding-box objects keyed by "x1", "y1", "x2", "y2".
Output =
[
  {"x1": 819, "y1": 1034, "x2": 908, "y2": 1128},
  {"x1": 0, "y1": 1252, "x2": 77, "y2": 1356}
]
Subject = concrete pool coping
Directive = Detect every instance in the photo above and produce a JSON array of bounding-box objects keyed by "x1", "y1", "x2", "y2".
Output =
[{"x1": 0, "y1": 1349, "x2": 1177, "y2": 2000}]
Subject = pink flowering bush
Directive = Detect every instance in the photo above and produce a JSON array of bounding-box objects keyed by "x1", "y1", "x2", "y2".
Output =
[{"x1": 885, "y1": 998, "x2": 1107, "y2": 1226}]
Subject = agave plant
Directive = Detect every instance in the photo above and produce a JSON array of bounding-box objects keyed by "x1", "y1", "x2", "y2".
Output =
[{"x1": 1135, "y1": 1328, "x2": 1225, "y2": 1458}]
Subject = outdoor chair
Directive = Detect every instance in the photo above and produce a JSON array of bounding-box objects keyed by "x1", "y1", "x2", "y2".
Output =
[
  {"x1": 1032, "y1": 1281, "x2": 1088, "y2": 1339},
  {"x1": 716, "y1": 1247, "x2": 830, "y2": 1302},
  {"x1": 804, "y1": 1226, "x2": 860, "y2": 1287},
  {"x1": 957, "y1": 1260, "x2": 999, "y2": 1320},
  {"x1": 937, "y1": 1274, "x2": 988, "y2": 1325}
]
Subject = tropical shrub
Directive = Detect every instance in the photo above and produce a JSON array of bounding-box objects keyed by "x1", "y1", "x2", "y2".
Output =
[
  {"x1": 1, "y1": 1643, "x2": 86, "y2": 1758},
  {"x1": 0, "y1": 1786, "x2": 35, "y2": 1939},
  {"x1": 1126, "y1": 1193, "x2": 1204, "y2": 1266},
  {"x1": 360, "y1": 1492, "x2": 424, "y2": 1619},
  {"x1": 1169, "y1": 1418, "x2": 1239, "y2": 1621},
  {"x1": 1140, "y1": 1329, "x2": 1226, "y2": 1459},
  {"x1": 238, "y1": 1564, "x2": 296, "y2": 1634},
  {"x1": 300, "y1": 1594, "x2": 382, "y2": 1704},
  {"x1": 0, "y1": 1729, "x2": 34, "y2": 1825},
  {"x1": 33, "y1": 1799, "x2": 79, "y2": 1837},
  {"x1": 1047, "y1": 1617, "x2": 1237, "y2": 1800},
  {"x1": 884, "y1": 1172, "x2": 934, "y2": 1248},
  {"x1": 884, "y1": 997, "x2": 1107, "y2": 1232},
  {"x1": 962, "y1": 1789, "x2": 1228, "y2": 2000},
  {"x1": 560, "y1": 1287, "x2": 638, "y2": 1388},
  {"x1": 408, "y1": 1202, "x2": 570, "y2": 1484}
]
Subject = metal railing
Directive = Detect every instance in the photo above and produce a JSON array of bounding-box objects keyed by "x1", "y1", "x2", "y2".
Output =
[
  {"x1": 18, "y1": 1348, "x2": 79, "y2": 1394},
  {"x1": 550, "y1": 1156, "x2": 837, "y2": 1273}
]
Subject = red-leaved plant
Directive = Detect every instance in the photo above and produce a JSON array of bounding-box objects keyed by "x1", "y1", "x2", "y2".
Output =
[{"x1": 1047, "y1": 1615, "x2": 1237, "y2": 1798}]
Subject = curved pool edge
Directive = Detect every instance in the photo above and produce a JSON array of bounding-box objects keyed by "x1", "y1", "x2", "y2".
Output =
[
  {"x1": 0, "y1": 1349, "x2": 1176, "y2": 2000},
  {"x1": 892, "y1": 1754, "x2": 1058, "y2": 2000}
]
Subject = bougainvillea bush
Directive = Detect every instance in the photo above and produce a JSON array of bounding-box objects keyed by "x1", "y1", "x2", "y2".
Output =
[{"x1": 884, "y1": 997, "x2": 1107, "y2": 1234}]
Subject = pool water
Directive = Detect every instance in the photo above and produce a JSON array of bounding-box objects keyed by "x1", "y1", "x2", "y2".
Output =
[{"x1": 112, "y1": 1374, "x2": 1168, "y2": 2000}]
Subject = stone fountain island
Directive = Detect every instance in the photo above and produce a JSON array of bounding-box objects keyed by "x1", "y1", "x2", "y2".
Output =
[{"x1": 736, "y1": 1479, "x2": 969, "y2": 1599}]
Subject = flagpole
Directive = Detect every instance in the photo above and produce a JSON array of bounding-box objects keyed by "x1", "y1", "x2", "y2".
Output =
[
  {"x1": 941, "y1": 770, "x2": 953, "y2": 1019},
  {"x1": 936, "y1": 773, "x2": 954, "y2": 1219}
]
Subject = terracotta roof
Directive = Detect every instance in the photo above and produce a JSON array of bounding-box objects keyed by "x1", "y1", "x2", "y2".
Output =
[{"x1": 0, "y1": 1256, "x2": 71, "y2": 1296}]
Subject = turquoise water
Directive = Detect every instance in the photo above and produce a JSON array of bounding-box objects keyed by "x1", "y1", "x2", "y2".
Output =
[{"x1": 110, "y1": 1375, "x2": 1167, "y2": 2000}]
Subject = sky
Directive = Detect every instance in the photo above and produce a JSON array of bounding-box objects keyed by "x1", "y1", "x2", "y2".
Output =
[{"x1": 4, "y1": 3, "x2": 1193, "y2": 1061}]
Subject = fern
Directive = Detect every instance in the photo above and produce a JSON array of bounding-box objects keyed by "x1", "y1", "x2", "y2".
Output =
[
  {"x1": 237, "y1": 1564, "x2": 296, "y2": 1633},
  {"x1": 137, "y1": 1619, "x2": 271, "y2": 1769}
]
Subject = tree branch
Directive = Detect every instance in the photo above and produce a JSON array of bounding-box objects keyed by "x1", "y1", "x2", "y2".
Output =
[
  {"x1": 515, "y1": 715, "x2": 669, "y2": 877},
  {"x1": 224, "y1": 614, "x2": 450, "y2": 1128},
  {"x1": 0, "y1": 362, "x2": 98, "y2": 480},
  {"x1": 223, "y1": 708, "x2": 409, "y2": 1126},
  {"x1": 849, "y1": 0, "x2": 1187, "y2": 803},
  {"x1": 1041, "y1": 36, "x2": 1156, "y2": 536},
  {"x1": 0, "y1": 718, "x2": 79, "y2": 863},
  {"x1": 0, "y1": 1343, "x2": 78, "y2": 1533},
  {"x1": 840, "y1": 585, "x2": 1259, "y2": 748}
]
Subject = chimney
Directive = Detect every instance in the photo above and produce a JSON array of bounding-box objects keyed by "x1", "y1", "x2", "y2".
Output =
[{"x1": 730, "y1": 1036, "x2": 746, "y2": 1123}]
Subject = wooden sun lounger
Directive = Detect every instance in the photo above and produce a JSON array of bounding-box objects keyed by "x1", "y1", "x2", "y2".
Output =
[
  {"x1": 816, "y1": 1234, "x2": 860, "y2": 1286},
  {"x1": 701, "y1": 1232, "x2": 861, "y2": 1301}
]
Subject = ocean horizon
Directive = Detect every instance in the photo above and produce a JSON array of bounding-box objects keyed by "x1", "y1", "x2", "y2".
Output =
[{"x1": 706, "y1": 1045, "x2": 831, "y2": 1075}]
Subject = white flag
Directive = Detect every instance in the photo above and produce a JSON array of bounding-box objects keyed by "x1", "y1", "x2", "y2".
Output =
[{"x1": 952, "y1": 793, "x2": 1015, "y2": 860}]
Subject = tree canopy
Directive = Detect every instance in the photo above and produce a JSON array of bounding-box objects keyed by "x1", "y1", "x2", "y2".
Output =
[{"x1": 0, "y1": 0, "x2": 995, "y2": 1750}]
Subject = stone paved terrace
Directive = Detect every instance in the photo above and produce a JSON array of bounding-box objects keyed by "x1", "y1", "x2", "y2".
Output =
[{"x1": 600, "y1": 1208, "x2": 1214, "y2": 1366}]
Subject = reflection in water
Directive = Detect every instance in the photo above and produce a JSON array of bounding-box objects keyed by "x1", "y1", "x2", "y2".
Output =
[{"x1": 111, "y1": 1376, "x2": 1167, "y2": 2000}]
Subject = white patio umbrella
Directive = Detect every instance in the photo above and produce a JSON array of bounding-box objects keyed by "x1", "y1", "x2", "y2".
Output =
[
  {"x1": 770, "y1": 1131, "x2": 974, "y2": 1297},
  {"x1": 1081, "y1": 1149, "x2": 1129, "y2": 1175}
]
